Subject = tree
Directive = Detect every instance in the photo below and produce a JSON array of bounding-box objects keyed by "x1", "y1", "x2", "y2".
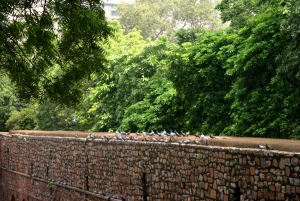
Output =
[
  {"x1": 222, "y1": 0, "x2": 300, "y2": 138},
  {"x1": 169, "y1": 29, "x2": 236, "y2": 134},
  {"x1": 215, "y1": 0, "x2": 269, "y2": 30},
  {"x1": 73, "y1": 21, "x2": 148, "y2": 131},
  {"x1": 0, "y1": 0, "x2": 112, "y2": 105},
  {"x1": 117, "y1": 0, "x2": 225, "y2": 41},
  {"x1": 120, "y1": 36, "x2": 185, "y2": 131},
  {"x1": 0, "y1": 73, "x2": 26, "y2": 131}
]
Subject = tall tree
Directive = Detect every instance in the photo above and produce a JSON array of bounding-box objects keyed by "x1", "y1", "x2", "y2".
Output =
[
  {"x1": 74, "y1": 21, "x2": 148, "y2": 131},
  {"x1": 0, "y1": 0, "x2": 112, "y2": 105},
  {"x1": 117, "y1": 0, "x2": 225, "y2": 40},
  {"x1": 169, "y1": 29, "x2": 236, "y2": 134},
  {"x1": 222, "y1": 0, "x2": 300, "y2": 138}
]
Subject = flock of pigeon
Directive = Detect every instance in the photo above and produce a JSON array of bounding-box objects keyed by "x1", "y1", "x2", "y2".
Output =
[{"x1": 74, "y1": 129, "x2": 271, "y2": 150}]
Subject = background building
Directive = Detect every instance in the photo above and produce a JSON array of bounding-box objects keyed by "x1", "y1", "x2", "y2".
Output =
[{"x1": 103, "y1": 0, "x2": 134, "y2": 20}]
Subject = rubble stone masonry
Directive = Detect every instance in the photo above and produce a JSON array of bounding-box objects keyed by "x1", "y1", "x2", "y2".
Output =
[{"x1": 0, "y1": 133, "x2": 299, "y2": 201}]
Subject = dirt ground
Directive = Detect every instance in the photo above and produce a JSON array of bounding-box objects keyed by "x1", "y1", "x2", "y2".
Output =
[{"x1": 8, "y1": 130, "x2": 300, "y2": 153}]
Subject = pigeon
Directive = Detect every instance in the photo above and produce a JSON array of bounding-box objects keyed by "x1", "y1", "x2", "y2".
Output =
[
  {"x1": 152, "y1": 138, "x2": 157, "y2": 142},
  {"x1": 72, "y1": 117, "x2": 77, "y2": 125},
  {"x1": 170, "y1": 130, "x2": 175, "y2": 138},
  {"x1": 178, "y1": 139, "x2": 183, "y2": 145},
  {"x1": 141, "y1": 137, "x2": 149, "y2": 141},
  {"x1": 194, "y1": 140, "x2": 201, "y2": 145},
  {"x1": 184, "y1": 139, "x2": 191, "y2": 144},
  {"x1": 136, "y1": 131, "x2": 140, "y2": 136},
  {"x1": 87, "y1": 134, "x2": 91, "y2": 139},
  {"x1": 266, "y1": 144, "x2": 271, "y2": 149},
  {"x1": 74, "y1": 134, "x2": 78, "y2": 138},
  {"x1": 88, "y1": 134, "x2": 95, "y2": 140},
  {"x1": 200, "y1": 133, "x2": 205, "y2": 141},
  {"x1": 105, "y1": 136, "x2": 112, "y2": 141},
  {"x1": 258, "y1": 144, "x2": 266, "y2": 149},
  {"x1": 210, "y1": 134, "x2": 216, "y2": 139},
  {"x1": 115, "y1": 130, "x2": 120, "y2": 136},
  {"x1": 205, "y1": 140, "x2": 209, "y2": 146},
  {"x1": 130, "y1": 136, "x2": 138, "y2": 141}
]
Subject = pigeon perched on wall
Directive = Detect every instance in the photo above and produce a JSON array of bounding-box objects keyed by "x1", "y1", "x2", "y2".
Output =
[
  {"x1": 194, "y1": 140, "x2": 200, "y2": 145},
  {"x1": 184, "y1": 139, "x2": 191, "y2": 144},
  {"x1": 170, "y1": 130, "x2": 175, "y2": 138},
  {"x1": 258, "y1": 144, "x2": 266, "y2": 149},
  {"x1": 200, "y1": 133, "x2": 205, "y2": 141},
  {"x1": 266, "y1": 144, "x2": 271, "y2": 149},
  {"x1": 206, "y1": 140, "x2": 209, "y2": 146},
  {"x1": 210, "y1": 134, "x2": 215, "y2": 139},
  {"x1": 74, "y1": 134, "x2": 78, "y2": 139}
]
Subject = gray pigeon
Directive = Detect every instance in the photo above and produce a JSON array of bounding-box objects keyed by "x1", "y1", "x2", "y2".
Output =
[{"x1": 184, "y1": 139, "x2": 191, "y2": 144}]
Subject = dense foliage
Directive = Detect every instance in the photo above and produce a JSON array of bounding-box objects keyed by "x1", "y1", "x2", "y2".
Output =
[
  {"x1": 0, "y1": 0, "x2": 112, "y2": 105},
  {"x1": 3, "y1": 0, "x2": 300, "y2": 139}
]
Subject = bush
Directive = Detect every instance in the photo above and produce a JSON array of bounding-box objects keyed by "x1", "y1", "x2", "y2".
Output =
[{"x1": 6, "y1": 106, "x2": 37, "y2": 130}]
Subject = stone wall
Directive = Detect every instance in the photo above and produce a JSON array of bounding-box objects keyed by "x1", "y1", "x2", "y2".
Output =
[{"x1": 0, "y1": 133, "x2": 299, "y2": 201}]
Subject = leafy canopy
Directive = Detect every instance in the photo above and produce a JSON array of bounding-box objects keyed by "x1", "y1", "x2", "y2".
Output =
[{"x1": 0, "y1": 0, "x2": 113, "y2": 105}]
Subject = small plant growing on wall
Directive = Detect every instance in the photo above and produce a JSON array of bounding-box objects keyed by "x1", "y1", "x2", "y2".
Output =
[
  {"x1": 82, "y1": 138, "x2": 87, "y2": 145},
  {"x1": 195, "y1": 153, "x2": 204, "y2": 162},
  {"x1": 90, "y1": 162, "x2": 95, "y2": 166},
  {"x1": 23, "y1": 137, "x2": 29, "y2": 143},
  {"x1": 76, "y1": 163, "x2": 81, "y2": 167},
  {"x1": 47, "y1": 182, "x2": 57, "y2": 189}
]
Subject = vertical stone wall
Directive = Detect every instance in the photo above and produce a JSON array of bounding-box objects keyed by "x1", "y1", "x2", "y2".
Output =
[{"x1": 0, "y1": 133, "x2": 299, "y2": 201}]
